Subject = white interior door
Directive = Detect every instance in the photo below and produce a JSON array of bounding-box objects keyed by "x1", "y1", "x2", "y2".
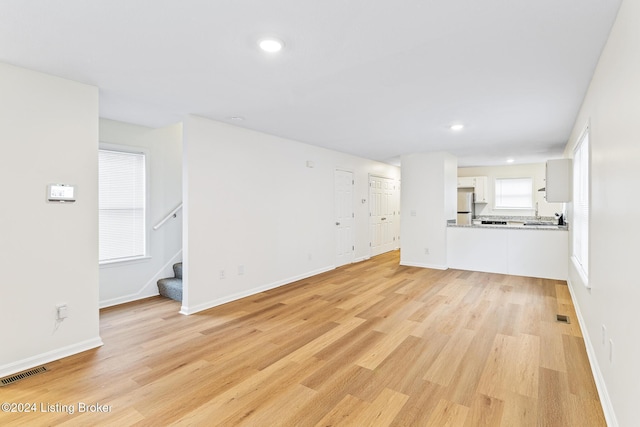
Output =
[
  {"x1": 335, "y1": 170, "x2": 354, "y2": 267},
  {"x1": 370, "y1": 176, "x2": 398, "y2": 256}
]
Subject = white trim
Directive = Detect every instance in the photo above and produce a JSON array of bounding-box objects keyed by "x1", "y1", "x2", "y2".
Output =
[
  {"x1": 353, "y1": 256, "x2": 370, "y2": 263},
  {"x1": 99, "y1": 255, "x2": 152, "y2": 267},
  {"x1": 180, "y1": 265, "x2": 335, "y2": 315},
  {"x1": 99, "y1": 250, "x2": 183, "y2": 308},
  {"x1": 566, "y1": 277, "x2": 618, "y2": 427},
  {"x1": 399, "y1": 261, "x2": 448, "y2": 270},
  {"x1": 571, "y1": 255, "x2": 590, "y2": 289},
  {"x1": 0, "y1": 337, "x2": 103, "y2": 378}
]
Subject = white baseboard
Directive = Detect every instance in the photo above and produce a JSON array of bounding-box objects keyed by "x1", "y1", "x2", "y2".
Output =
[
  {"x1": 399, "y1": 260, "x2": 448, "y2": 270},
  {"x1": 100, "y1": 291, "x2": 160, "y2": 309},
  {"x1": 567, "y1": 277, "x2": 618, "y2": 427},
  {"x1": 99, "y1": 250, "x2": 182, "y2": 309},
  {"x1": 0, "y1": 337, "x2": 103, "y2": 378},
  {"x1": 180, "y1": 265, "x2": 335, "y2": 315},
  {"x1": 353, "y1": 256, "x2": 370, "y2": 263}
]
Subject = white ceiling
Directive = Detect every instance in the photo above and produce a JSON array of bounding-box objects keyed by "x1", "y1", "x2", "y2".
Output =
[{"x1": 0, "y1": 0, "x2": 621, "y2": 166}]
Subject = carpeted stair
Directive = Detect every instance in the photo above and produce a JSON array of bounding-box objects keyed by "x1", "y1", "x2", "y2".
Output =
[{"x1": 157, "y1": 262, "x2": 182, "y2": 302}]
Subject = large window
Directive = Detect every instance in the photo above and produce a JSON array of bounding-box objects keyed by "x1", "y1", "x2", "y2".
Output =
[
  {"x1": 99, "y1": 148, "x2": 147, "y2": 263},
  {"x1": 572, "y1": 126, "x2": 589, "y2": 283},
  {"x1": 494, "y1": 178, "x2": 533, "y2": 209}
]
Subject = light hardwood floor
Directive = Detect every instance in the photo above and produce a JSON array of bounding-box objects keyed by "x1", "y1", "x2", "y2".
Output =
[{"x1": 0, "y1": 251, "x2": 605, "y2": 426}]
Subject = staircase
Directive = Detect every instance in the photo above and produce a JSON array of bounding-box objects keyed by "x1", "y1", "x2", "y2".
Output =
[{"x1": 157, "y1": 262, "x2": 182, "y2": 302}]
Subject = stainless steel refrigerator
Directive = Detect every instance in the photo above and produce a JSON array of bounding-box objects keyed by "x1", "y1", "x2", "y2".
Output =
[{"x1": 457, "y1": 189, "x2": 475, "y2": 225}]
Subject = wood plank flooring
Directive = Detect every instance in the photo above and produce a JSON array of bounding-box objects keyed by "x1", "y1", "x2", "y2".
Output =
[{"x1": 0, "y1": 251, "x2": 605, "y2": 426}]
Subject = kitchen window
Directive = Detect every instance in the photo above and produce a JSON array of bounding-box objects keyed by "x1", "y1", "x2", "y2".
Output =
[
  {"x1": 572, "y1": 125, "x2": 589, "y2": 284},
  {"x1": 494, "y1": 177, "x2": 533, "y2": 209},
  {"x1": 99, "y1": 147, "x2": 147, "y2": 263}
]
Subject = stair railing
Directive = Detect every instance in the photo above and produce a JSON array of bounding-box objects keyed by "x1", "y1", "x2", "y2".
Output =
[{"x1": 153, "y1": 203, "x2": 182, "y2": 230}]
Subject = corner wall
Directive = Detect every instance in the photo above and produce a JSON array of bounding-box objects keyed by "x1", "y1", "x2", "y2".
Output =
[
  {"x1": 98, "y1": 119, "x2": 183, "y2": 308},
  {"x1": 400, "y1": 151, "x2": 457, "y2": 269},
  {"x1": 0, "y1": 63, "x2": 102, "y2": 376},
  {"x1": 182, "y1": 116, "x2": 399, "y2": 314},
  {"x1": 563, "y1": 1, "x2": 639, "y2": 425}
]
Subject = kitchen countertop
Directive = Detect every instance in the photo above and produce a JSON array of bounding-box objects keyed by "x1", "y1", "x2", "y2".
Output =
[{"x1": 448, "y1": 222, "x2": 568, "y2": 231}]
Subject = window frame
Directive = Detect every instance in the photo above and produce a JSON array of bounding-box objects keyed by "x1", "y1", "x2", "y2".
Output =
[
  {"x1": 493, "y1": 177, "x2": 534, "y2": 210},
  {"x1": 571, "y1": 124, "x2": 590, "y2": 287},
  {"x1": 98, "y1": 143, "x2": 151, "y2": 266}
]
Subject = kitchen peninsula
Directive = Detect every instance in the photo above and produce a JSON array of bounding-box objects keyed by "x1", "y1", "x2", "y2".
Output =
[{"x1": 447, "y1": 217, "x2": 568, "y2": 280}]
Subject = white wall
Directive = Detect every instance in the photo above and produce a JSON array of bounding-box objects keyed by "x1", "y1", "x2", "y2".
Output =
[
  {"x1": 563, "y1": 1, "x2": 639, "y2": 425},
  {"x1": 98, "y1": 119, "x2": 183, "y2": 308},
  {"x1": 0, "y1": 63, "x2": 102, "y2": 376},
  {"x1": 182, "y1": 116, "x2": 399, "y2": 314},
  {"x1": 459, "y1": 163, "x2": 564, "y2": 218},
  {"x1": 400, "y1": 152, "x2": 457, "y2": 269}
]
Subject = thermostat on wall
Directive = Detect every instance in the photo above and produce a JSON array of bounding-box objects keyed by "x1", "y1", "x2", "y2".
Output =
[{"x1": 47, "y1": 184, "x2": 76, "y2": 202}]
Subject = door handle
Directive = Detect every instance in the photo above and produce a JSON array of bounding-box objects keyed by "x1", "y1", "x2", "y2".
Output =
[
  {"x1": 336, "y1": 222, "x2": 340, "y2": 226},
  {"x1": 381, "y1": 217, "x2": 387, "y2": 221}
]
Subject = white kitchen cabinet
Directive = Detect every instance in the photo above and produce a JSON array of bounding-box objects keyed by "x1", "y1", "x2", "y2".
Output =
[
  {"x1": 545, "y1": 159, "x2": 572, "y2": 202},
  {"x1": 457, "y1": 177, "x2": 475, "y2": 188},
  {"x1": 474, "y1": 176, "x2": 488, "y2": 203},
  {"x1": 457, "y1": 176, "x2": 488, "y2": 203},
  {"x1": 447, "y1": 227, "x2": 568, "y2": 280}
]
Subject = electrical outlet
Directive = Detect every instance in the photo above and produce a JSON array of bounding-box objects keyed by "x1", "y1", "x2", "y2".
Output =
[
  {"x1": 602, "y1": 324, "x2": 607, "y2": 346},
  {"x1": 238, "y1": 265, "x2": 244, "y2": 275},
  {"x1": 424, "y1": 248, "x2": 429, "y2": 255},
  {"x1": 219, "y1": 270, "x2": 225, "y2": 279},
  {"x1": 308, "y1": 253, "x2": 312, "y2": 261}
]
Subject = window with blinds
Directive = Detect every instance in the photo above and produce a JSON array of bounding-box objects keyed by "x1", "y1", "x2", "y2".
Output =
[
  {"x1": 494, "y1": 177, "x2": 533, "y2": 209},
  {"x1": 99, "y1": 149, "x2": 146, "y2": 263},
  {"x1": 572, "y1": 127, "x2": 589, "y2": 282}
]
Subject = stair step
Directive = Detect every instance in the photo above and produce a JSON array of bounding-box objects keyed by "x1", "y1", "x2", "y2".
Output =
[
  {"x1": 173, "y1": 262, "x2": 182, "y2": 280},
  {"x1": 157, "y1": 278, "x2": 182, "y2": 302}
]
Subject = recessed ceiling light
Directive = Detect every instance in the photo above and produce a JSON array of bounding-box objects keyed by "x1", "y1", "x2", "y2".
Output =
[
  {"x1": 506, "y1": 158, "x2": 515, "y2": 163},
  {"x1": 450, "y1": 124, "x2": 464, "y2": 131},
  {"x1": 258, "y1": 38, "x2": 284, "y2": 53}
]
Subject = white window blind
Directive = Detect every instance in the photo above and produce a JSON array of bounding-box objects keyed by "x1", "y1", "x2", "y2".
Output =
[
  {"x1": 99, "y1": 149, "x2": 146, "y2": 262},
  {"x1": 572, "y1": 128, "x2": 589, "y2": 280},
  {"x1": 494, "y1": 178, "x2": 533, "y2": 209}
]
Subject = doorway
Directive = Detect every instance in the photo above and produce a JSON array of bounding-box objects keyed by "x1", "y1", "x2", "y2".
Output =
[
  {"x1": 369, "y1": 175, "x2": 399, "y2": 257},
  {"x1": 334, "y1": 170, "x2": 354, "y2": 267}
]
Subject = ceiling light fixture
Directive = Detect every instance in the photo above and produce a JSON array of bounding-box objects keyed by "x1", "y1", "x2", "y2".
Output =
[
  {"x1": 506, "y1": 158, "x2": 515, "y2": 163},
  {"x1": 450, "y1": 124, "x2": 464, "y2": 131},
  {"x1": 229, "y1": 116, "x2": 245, "y2": 121},
  {"x1": 258, "y1": 37, "x2": 284, "y2": 53}
]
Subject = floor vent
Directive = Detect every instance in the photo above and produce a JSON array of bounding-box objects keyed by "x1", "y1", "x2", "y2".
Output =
[
  {"x1": 556, "y1": 314, "x2": 570, "y2": 324},
  {"x1": 0, "y1": 366, "x2": 47, "y2": 387}
]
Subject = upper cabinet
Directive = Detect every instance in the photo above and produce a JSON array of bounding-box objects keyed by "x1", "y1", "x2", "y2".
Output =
[
  {"x1": 457, "y1": 176, "x2": 488, "y2": 203},
  {"x1": 457, "y1": 177, "x2": 475, "y2": 188},
  {"x1": 474, "y1": 176, "x2": 488, "y2": 203},
  {"x1": 545, "y1": 159, "x2": 572, "y2": 202}
]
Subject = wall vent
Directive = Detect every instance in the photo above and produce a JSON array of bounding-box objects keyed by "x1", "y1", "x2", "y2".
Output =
[{"x1": 0, "y1": 366, "x2": 47, "y2": 386}]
